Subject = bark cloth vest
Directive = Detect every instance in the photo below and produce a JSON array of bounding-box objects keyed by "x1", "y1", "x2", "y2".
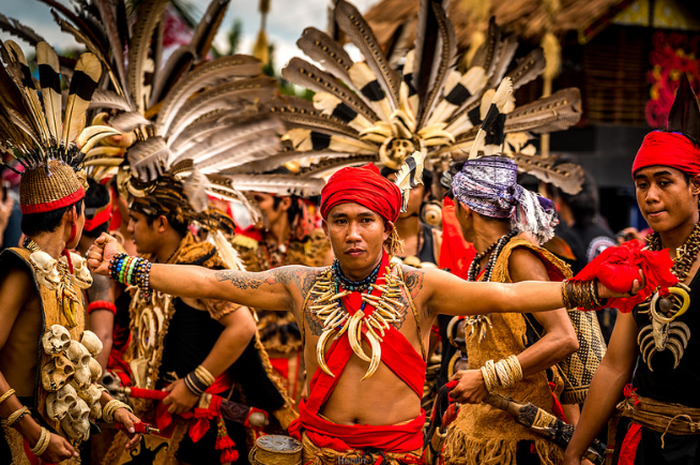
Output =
[
  {"x1": 0, "y1": 247, "x2": 92, "y2": 465},
  {"x1": 443, "y1": 238, "x2": 573, "y2": 465},
  {"x1": 102, "y1": 234, "x2": 293, "y2": 465},
  {"x1": 607, "y1": 270, "x2": 700, "y2": 464},
  {"x1": 289, "y1": 258, "x2": 427, "y2": 463}
]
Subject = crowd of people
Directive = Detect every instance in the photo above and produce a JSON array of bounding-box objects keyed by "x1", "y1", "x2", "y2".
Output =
[{"x1": 0, "y1": 1, "x2": 698, "y2": 465}]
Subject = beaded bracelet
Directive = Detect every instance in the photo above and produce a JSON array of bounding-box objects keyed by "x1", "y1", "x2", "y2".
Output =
[
  {"x1": 0, "y1": 388, "x2": 16, "y2": 407},
  {"x1": 108, "y1": 253, "x2": 153, "y2": 300},
  {"x1": 29, "y1": 427, "x2": 50, "y2": 456},
  {"x1": 4, "y1": 406, "x2": 30, "y2": 427}
]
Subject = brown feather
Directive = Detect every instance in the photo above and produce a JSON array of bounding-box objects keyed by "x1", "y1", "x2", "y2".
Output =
[
  {"x1": 505, "y1": 88, "x2": 582, "y2": 134},
  {"x1": 506, "y1": 48, "x2": 546, "y2": 91},
  {"x1": 282, "y1": 57, "x2": 379, "y2": 123},
  {"x1": 156, "y1": 55, "x2": 262, "y2": 136},
  {"x1": 0, "y1": 12, "x2": 45, "y2": 45},
  {"x1": 512, "y1": 153, "x2": 584, "y2": 195},
  {"x1": 415, "y1": 0, "x2": 457, "y2": 129},
  {"x1": 1, "y1": 40, "x2": 49, "y2": 144},
  {"x1": 94, "y1": 0, "x2": 127, "y2": 93},
  {"x1": 170, "y1": 118, "x2": 283, "y2": 166},
  {"x1": 296, "y1": 27, "x2": 355, "y2": 87},
  {"x1": 127, "y1": 0, "x2": 169, "y2": 112},
  {"x1": 334, "y1": 0, "x2": 400, "y2": 110},
  {"x1": 165, "y1": 76, "x2": 277, "y2": 143},
  {"x1": 89, "y1": 89, "x2": 133, "y2": 112}
]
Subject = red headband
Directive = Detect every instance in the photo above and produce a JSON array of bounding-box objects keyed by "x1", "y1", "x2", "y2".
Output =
[
  {"x1": 320, "y1": 163, "x2": 402, "y2": 223},
  {"x1": 20, "y1": 187, "x2": 85, "y2": 214},
  {"x1": 632, "y1": 131, "x2": 700, "y2": 177},
  {"x1": 84, "y1": 201, "x2": 113, "y2": 232}
]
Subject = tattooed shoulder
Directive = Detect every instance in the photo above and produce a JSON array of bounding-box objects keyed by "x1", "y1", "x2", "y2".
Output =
[{"x1": 402, "y1": 266, "x2": 425, "y2": 299}]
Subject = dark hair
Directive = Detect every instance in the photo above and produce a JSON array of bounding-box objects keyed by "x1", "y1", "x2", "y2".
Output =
[
  {"x1": 21, "y1": 198, "x2": 85, "y2": 237},
  {"x1": 272, "y1": 195, "x2": 302, "y2": 226},
  {"x1": 546, "y1": 156, "x2": 599, "y2": 226},
  {"x1": 82, "y1": 178, "x2": 112, "y2": 239},
  {"x1": 144, "y1": 212, "x2": 189, "y2": 237},
  {"x1": 379, "y1": 166, "x2": 434, "y2": 193}
]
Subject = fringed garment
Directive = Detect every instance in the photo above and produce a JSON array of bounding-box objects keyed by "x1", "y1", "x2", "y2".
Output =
[{"x1": 443, "y1": 238, "x2": 569, "y2": 465}]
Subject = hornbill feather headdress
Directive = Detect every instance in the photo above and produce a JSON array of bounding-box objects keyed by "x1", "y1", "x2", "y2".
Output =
[{"x1": 269, "y1": 0, "x2": 585, "y2": 195}]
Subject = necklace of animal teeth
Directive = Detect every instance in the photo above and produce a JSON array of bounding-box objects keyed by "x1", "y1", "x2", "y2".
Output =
[{"x1": 310, "y1": 260, "x2": 404, "y2": 381}]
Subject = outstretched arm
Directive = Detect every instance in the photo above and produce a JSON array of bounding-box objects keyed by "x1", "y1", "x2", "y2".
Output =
[
  {"x1": 86, "y1": 234, "x2": 317, "y2": 313},
  {"x1": 420, "y1": 267, "x2": 641, "y2": 317}
]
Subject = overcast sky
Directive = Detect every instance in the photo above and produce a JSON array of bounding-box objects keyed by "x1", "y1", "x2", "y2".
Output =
[{"x1": 0, "y1": 0, "x2": 378, "y2": 72}]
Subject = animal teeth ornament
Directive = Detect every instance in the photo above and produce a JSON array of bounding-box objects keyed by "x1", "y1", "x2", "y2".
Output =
[
  {"x1": 637, "y1": 284, "x2": 692, "y2": 371},
  {"x1": 310, "y1": 263, "x2": 404, "y2": 380}
]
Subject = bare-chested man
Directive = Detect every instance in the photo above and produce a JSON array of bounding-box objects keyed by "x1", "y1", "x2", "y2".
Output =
[{"x1": 88, "y1": 163, "x2": 640, "y2": 464}]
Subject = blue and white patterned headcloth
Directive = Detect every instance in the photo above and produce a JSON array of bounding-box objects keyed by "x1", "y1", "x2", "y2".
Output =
[{"x1": 452, "y1": 156, "x2": 559, "y2": 244}]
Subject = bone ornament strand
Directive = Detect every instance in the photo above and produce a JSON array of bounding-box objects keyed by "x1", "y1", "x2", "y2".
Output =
[{"x1": 311, "y1": 261, "x2": 405, "y2": 381}]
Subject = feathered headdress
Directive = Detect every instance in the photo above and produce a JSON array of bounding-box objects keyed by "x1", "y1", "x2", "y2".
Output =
[
  {"x1": 0, "y1": 38, "x2": 119, "y2": 213},
  {"x1": 451, "y1": 79, "x2": 560, "y2": 244},
  {"x1": 29, "y1": 0, "x2": 319, "y2": 227},
  {"x1": 263, "y1": 0, "x2": 584, "y2": 195}
]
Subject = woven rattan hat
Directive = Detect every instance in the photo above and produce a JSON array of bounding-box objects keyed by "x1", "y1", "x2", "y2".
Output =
[
  {"x1": 19, "y1": 160, "x2": 86, "y2": 214},
  {"x1": 0, "y1": 40, "x2": 118, "y2": 216}
]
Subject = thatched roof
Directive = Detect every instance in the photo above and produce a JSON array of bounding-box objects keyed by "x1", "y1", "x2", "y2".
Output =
[{"x1": 364, "y1": 0, "x2": 628, "y2": 48}]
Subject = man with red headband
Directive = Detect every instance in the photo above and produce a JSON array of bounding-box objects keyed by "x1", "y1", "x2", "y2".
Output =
[
  {"x1": 0, "y1": 42, "x2": 143, "y2": 462},
  {"x1": 564, "y1": 76, "x2": 700, "y2": 464},
  {"x1": 88, "y1": 162, "x2": 640, "y2": 464}
]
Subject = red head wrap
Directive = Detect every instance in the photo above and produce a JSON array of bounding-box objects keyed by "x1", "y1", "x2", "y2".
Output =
[
  {"x1": 632, "y1": 131, "x2": 700, "y2": 177},
  {"x1": 320, "y1": 163, "x2": 402, "y2": 222}
]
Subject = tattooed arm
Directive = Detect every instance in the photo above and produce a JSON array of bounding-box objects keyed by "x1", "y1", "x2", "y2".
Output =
[
  {"x1": 87, "y1": 234, "x2": 324, "y2": 315},
  {"x1": 147, "y1": 264, "x2": 321, "y2": 312}
]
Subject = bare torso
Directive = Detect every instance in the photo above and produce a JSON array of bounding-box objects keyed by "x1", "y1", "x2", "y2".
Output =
[{"x1": 293, "y1": 263, "x2": 433, "y2": 425}]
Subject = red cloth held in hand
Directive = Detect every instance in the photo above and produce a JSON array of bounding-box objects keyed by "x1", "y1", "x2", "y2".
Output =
[{"x1": 572, "y1": 239, "x2": 677, "y2": 313}]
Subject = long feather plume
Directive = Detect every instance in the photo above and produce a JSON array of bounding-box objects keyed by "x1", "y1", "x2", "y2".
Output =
[
  {"x1": 2, "y1": 40, "x2": 50, "y2": 145},
  {"x1": 63, "y1": 52, "x2": 102, "y2": 147},
  {"x1": 505, "y1": 88, "x2": 582, "y2": 134},
  {"x1": 36, "y1": 42, "x2": 62, "y2": 142},
  {"x1": 127, "y1": 0, "x2": 169, "y2": 112},
  {"x1": 156, "y1": 55, "x2": 262, "y2": 136},
  {"x1": 335, "y1": 0, "x2": 400, "y2": 110},
  {"x1": 296, "y1": 27, "x2": 356, "y2": 86}
]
